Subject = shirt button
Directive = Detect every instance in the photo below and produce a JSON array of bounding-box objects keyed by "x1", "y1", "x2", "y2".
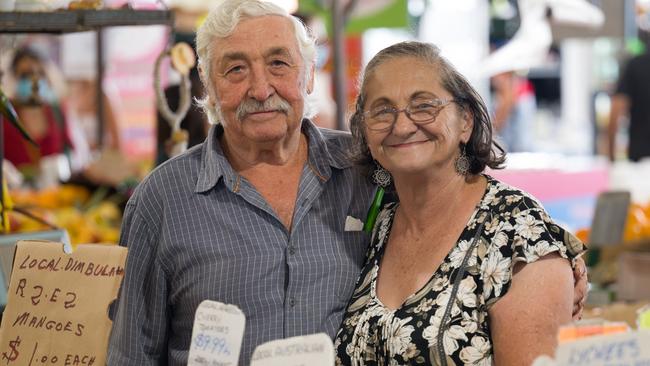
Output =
[
  {"x1": 288, "y1": 245, "x2": 296, "y2": 255},
  {"x1": 289, "y1": 297, "x2": 296, "y2": 307}
]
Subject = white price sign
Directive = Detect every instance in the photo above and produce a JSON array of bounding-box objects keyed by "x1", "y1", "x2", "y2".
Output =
[
  {"x1": 187, "y1": 300, "x2": 246, "y2": 366},
  {"x1": 250, "y1": 333, "x2": 334, "y2": 366},
  {"x1": 556, "y1": 331, "x2": 650, "y2": 366}
]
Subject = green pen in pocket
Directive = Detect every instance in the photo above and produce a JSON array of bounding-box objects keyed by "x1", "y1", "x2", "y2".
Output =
[{"x1": 363, "y1": 187, "x2": 385, "y2": 233}]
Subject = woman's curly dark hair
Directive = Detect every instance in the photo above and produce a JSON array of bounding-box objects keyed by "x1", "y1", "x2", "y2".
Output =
[{"x1": 349, "y1": 41, "x2": 505, "y2": 179}]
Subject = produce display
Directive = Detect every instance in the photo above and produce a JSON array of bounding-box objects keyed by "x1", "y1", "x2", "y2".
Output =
[
  {"x1": 576, "y1": 200, "x2": 650, "y2": 244},
  {"x1": 6, "y1": 185, "x2": 122, "y2": 248}
]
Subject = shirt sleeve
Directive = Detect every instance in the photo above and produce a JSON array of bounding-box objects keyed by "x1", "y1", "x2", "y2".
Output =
[
  {"x1": 505, "y1": 206, "x2": 586, "y2": 266},
  {"x1": 107, "y1": 198, "x2": 170, "y2": 365},
  {"x1": 481, "y1": 202, "x2": 586, "y2": 305}
]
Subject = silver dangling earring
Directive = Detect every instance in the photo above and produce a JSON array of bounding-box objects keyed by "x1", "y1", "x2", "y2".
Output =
[
  {"x1": 455, "y1": 144, "x2": 470, "y2": 176},
  {"x1": 371, "y1": 162, "x2": 392, "y2": 188}
]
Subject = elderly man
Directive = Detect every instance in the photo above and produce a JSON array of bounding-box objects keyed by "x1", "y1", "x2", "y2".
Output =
[
  {"x1": 108, "y1": 1, "x2": 373, "y2": 365},
  {"x1": 108, "y1": 1, "x2": 587, "y2": 365}
]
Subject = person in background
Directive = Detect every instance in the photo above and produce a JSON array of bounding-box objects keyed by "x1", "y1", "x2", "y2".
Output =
[
  {"x1": 65, "y1": 78, "x2": 122, "y2": 170},
  {"x1": 3, "y1": 46, "x2": 74, "y2": 185},
  {"x1": 491, "y1": 70, "x2": 536, "y2": 152},
  {"x1": 608, "y1": 31, "x2": 650, "y2": 162},
  {"x1": 335, "y1": 41, "x2": 585, "y2": 365},
  {"x1": 108, "y1": 2, "x2": 588, "y2": 365}
]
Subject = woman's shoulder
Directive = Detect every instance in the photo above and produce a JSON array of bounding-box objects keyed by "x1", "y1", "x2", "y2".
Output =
[
  {"x1": 481, "y1": 176, "x2": 586, "y2": 262},
  {"x1": 481, "y1": 175, "x2": 546, "y2": 214}
]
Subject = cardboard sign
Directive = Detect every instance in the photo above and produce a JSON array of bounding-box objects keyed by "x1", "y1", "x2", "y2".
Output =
[
  {"x1": 187, "y1": 300, "x2": 246, "y2": 366},
  {"x1": 555, "y1": 330, "x2": 650, "y2": 366},
  {"x1": 250, "y1": 333, "x2": 334, "y2": 366},
  {"x1": 0, "y1": 240, "x2": 127, "y2": 365}
]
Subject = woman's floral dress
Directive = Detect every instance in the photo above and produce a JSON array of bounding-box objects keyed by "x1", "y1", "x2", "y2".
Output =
[{"x1": 334, "y1": 176, "x2": 586, "y2": 365}]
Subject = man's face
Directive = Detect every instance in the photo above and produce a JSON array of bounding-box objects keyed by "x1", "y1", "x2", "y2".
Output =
[{"x1": 209, "y1": 15, "x2": 313, "y2": 144}]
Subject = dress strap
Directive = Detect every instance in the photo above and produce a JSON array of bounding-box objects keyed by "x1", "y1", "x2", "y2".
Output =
[{"x1": 436, "y1": 209, "x2": 491, "y2": 366}]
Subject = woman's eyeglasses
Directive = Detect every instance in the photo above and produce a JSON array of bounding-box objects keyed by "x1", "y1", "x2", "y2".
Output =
[{"x1": 363, "y1": 98, "x2": 456, "y2": 132}]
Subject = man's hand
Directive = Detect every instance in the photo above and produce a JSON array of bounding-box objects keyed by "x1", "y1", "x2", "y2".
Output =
[{"x1": 572, "y1": 256, "x2": 588, "y2": 320}]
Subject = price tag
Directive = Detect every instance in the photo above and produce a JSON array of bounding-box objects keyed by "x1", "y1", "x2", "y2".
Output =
[
  {"x1": 555, "y1": 330, "x2": 650, "y2": 366},
  {"x1": 250, "y1": 333, "x2": 334, "y2": 366},
  {"x1": 187, "y1": 300, "x2": 246, "y2": 366},
  {"x1": 0, "y1": 241, "x2": 127, "y2": 366}
]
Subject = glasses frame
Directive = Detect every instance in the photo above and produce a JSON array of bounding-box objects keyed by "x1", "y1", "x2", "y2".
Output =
[{"x1": 362, "y1": 98, "x2": 456, "y2": 132}]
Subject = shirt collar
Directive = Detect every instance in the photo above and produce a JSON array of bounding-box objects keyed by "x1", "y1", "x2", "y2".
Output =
[{"x1": 194, "y1": 119, "x2": 353, "y2": 194}]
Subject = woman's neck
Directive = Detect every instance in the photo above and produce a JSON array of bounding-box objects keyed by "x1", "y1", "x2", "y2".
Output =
[{"x1": 393, "y1": 171, "x2": 485, "y2": 233}]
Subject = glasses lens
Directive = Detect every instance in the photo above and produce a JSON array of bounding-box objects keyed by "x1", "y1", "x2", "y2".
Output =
[
  {"x1": 366, "y1": 107, "x2": 396, "y2": 131},
  {"x1": 408, "y1": 100, "x2": 445, "y2": 122}
]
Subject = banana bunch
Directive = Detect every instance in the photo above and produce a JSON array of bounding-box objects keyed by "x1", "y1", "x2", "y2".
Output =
[{"x1": 8, "y1": 185, "x2": 121, "y2": 247}]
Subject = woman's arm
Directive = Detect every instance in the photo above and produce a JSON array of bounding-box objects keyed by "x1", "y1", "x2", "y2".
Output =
[{"x1": 489, "y1": 254, "x2": 573, "y2": 365}]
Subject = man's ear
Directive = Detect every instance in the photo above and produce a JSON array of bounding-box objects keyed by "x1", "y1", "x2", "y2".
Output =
[
  {"x1": 307, "y1": 64, "x2": 315, "y2": 94},
  {"x1": 198, "y1": 64, "x2": 217, "y2": 102},
  {"x1": 198, "y1": 64, "x2": 206, "y2": 83}
]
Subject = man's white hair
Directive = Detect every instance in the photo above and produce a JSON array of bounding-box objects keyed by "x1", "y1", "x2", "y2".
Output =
[{"x1": 195, "y1": 0, "x2": 317, "y2": 124}]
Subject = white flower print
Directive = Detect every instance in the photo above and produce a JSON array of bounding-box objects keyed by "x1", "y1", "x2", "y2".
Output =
[
  {"x1": 456, "y1": 277, "x2": 478, "y2": 309},
  {"x1": 431, "y1": 276, "x2": 446, "y2": 292},
  {"x1": 344, "y1": 312, "x2": 361, "y2": 328},
  {"x1": 482, "y1": 252, "x2": 511, "y2": 298},
  {"x1": 514, "y1": 213, "x2": 544, "y2": 240},
  {"x1": 434, "y1": 288, "x2": 452, "y2": 310},
  {"x1": 422, "y1": 322, "x2": 468, "y2": 355},
  {"x1": 449, "y1": 240, "x2": 476, "y2": 268},
  {"x1": 444, "y1": 325, "x2": 469, "y2": 354},
  {"x1": 422, "y1": 323, "x2": 437, "y2": 348},
  {"x1": 422, "y1": 304, "x2": 470, "y2": 354},
  {"x1": 333, "y1": 177, "x2": 586, "y2": 366},
  {"x1": 556, "y1": 241, "x2": 568, "y2": 257},
  {"x1": 374, "y1": 216, "x2": 391, "y2": 249},
  {"x1": 505, "y1": 194, "x2": 522, "y2": 205},
  {"x1": 403, "y1": 342, "x2": 419, "y2": 360},
  {"x1": 530, "y1": 240, "x2": 554, "y2": 259},
  {"x1": 346, "y1": 341, "x2": 356, "y2": 358},
  {"x1": 461, "y1": 311, "x2": 479, "y2": 334},
  {"x1": 484, "y1": 185, "x2": 501, "y2": 206},
  {"x1": 422, "y1": 307, "x2": 446, "y2": 347},
  {"x1": 414, "y1": 298, "x2": 435, "y2": 314},
  {"x1": 500, "y1": 220, "x2": 514, "y2": 233},
  {"x1": 492, "y1": 231, "x2": 509, "y2": 248},
  {"x1": 459, "y1": 335, "x2": 492, "y2": 366},
  {"x1": 382, "y1": 316, "x2": 415, "y2": 357}
]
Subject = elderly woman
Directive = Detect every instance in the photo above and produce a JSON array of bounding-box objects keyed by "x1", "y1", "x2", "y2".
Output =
[{"x1": 334, "y1": 42, "x2": 585, "y2": 365}]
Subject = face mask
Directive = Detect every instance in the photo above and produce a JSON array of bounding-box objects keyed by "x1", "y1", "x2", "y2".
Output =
[
  {"x1": 15, "y1": 77, "x2": 56, "y2": 104},
  {"x1": 315, "y1": 43, "x2": 330, "y2": 69}
]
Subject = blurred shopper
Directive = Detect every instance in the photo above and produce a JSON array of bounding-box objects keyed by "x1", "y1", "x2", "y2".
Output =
[
  {"x1": 491, "y1": 70, "x2": 537, "y2": 152},
  {"x1": 608, "y1": 33, "x2": 650, "y2": 162},
  {"x1": 66, "y1": 78, "x2": 122, "y2": 170},
  {"x1": 3, "y1": 46, "x2": 74, "y2": 186}
]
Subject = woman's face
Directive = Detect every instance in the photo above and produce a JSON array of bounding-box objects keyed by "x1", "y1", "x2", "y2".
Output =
[
  {"x1": 14, "y1": 56, "x2": 44, "y2": 80},
  {"x1": 362, "y1": 56, "x2": 473, "y2": 178}
]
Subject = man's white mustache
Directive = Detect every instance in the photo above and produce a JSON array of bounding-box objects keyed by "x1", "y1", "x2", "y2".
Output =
[{"x1": 236, "y1": 95, "x2": 291, "y2": 121}]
